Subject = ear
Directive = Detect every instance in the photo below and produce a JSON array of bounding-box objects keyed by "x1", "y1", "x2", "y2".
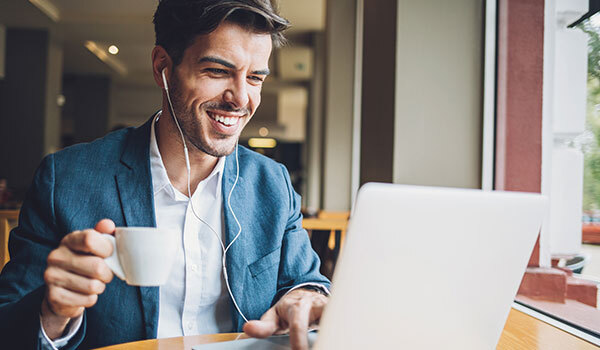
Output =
[{"x1": 151, "y1": 46, "x2": 172, "y2": 89}]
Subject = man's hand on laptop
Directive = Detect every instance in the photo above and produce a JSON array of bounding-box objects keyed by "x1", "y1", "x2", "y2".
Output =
[{"x1": 243, "y1": 288, "x2": 328, "y2": 350}]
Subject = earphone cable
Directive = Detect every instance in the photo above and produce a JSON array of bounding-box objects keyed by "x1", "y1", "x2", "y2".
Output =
[{"x1": 162, "y1": 73, "x2": 249, "y2": 323}]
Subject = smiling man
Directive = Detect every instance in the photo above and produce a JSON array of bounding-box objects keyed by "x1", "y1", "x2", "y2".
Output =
[{"x1": 0, "y1": 1, "x2": 330, "y2": 349}]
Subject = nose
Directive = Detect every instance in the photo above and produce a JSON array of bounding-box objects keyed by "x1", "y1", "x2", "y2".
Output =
[{"x1": 223, "y1": 77, "x2": 249, "y2": 109}]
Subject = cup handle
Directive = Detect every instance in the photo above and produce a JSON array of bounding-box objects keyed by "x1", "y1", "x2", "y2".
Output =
[{"x1": 102, "y1": 234, "x2": 126, "y2": 281}]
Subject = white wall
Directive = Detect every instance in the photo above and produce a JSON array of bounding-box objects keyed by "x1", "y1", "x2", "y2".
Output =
[
  {"x1": 393, "y1": 0, "x2": 483, "y2": 189},
  {"x1": 545, "y1": 1, "x2": 589, "y2": 257},
  {"x1": 322, "y1": 0, "x2": 356, "y2": 211},
  {"x1": 306, "y1": 33, "x2": 325, "y2": 212},
  {"x1": 277, "y1": 87, "x2": 308, "y2": 142},
  {"x1": 550, "y1": 146, "x2": 584, "y2": 255}
]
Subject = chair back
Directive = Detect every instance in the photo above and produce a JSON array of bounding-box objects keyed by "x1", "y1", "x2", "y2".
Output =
[
  {"x1": 0, "y1": 210, "x2": 18, "y2": 271},
  {"x1": 317, "y1": 211, "x2": 350, "y2": 220}
]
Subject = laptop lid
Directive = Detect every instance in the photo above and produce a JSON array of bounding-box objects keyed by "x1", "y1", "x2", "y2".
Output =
[{"x1": 314, "y1": 183, "x2": 546, "y2": 349}]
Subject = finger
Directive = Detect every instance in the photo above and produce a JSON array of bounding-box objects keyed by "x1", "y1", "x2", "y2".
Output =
[
  {"x1": 243, "y1": 307, "x2": 280, "y2": 338},
  {"x1": 287, "y1": 299, "x2": 312, "y2": 350},
  {"x1": 61, "y1": 230, "x2": 113, "y2": 258},
  {"x1": 46, "y1": 285, "x2": 98, "y2": 317},
  {"x1": 307, "y1": 296, "x2": 328, "y2": 327},
  {"x1": 94, "y1": 219, "x2": 116, "y2": 235},
  {"x1": 44, "y1": 266, "x2": 106, "y2": 295},
  {"x1": 47, "y1": 247, "x2": 114, "y2": 283}
]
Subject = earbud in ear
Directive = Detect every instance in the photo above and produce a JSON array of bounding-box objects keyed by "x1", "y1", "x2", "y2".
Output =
[{"x1": 161, "y1": 68, "x2": 169, "y2": 91}]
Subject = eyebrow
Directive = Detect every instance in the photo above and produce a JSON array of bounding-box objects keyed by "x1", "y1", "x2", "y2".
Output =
[{"x1": 198, "y1": 56, "x2": 270, "y2": 76}]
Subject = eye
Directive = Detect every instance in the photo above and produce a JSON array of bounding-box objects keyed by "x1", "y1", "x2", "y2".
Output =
[
  {"x1": 248, "y1": 75, "x2": 265, "y2": 83},
  {"x1": 205, "y1": 68, "x2": 228, "y2": 75}
]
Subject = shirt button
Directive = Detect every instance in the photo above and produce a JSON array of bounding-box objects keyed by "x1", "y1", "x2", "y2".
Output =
[
  {"x1": 191, "y1": 264, "x2": 198, "y2": 272},
  {"x1": 187, "y1": 322, "x2": 193, "y2": 330}
]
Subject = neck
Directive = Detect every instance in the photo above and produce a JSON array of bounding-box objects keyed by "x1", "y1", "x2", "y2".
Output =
[{"x1": 156, "y1": 107, "x2": 218, "y2": 197}]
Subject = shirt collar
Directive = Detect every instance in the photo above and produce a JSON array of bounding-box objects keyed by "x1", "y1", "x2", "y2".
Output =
[{"x1": 149, "y1": 111, "x2": 225, "y2": 200}]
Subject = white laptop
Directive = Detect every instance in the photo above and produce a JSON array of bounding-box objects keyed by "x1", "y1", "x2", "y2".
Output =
[{"x1": 194, "y1": 183, "x2": 547, "y2": 349}]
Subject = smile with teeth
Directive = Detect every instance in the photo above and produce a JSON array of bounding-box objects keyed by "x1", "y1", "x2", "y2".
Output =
[{"x1": 208, "y1": 112, "x2": 241, "y2": 126}]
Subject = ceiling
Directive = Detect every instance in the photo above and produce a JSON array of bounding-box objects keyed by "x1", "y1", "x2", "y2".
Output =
[{"x1": 0, "y1": 0, "x2": 325, "y2": 87}]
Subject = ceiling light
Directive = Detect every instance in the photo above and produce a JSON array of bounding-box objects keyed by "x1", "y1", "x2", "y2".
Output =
[
  {"x1": 248, "y1": 138, "x2": 277, "y2": 149},
  {"x1": 56, "y1": 94, "x2": 65, "y2": 107},
  {"x1": 108, "y1": 45, "x2": 119, "y2": 55},
  {"x1": 29, "y1": 0, "x2": 60, "y2": 22},
  {"x1": 84, "y1": 41, "x2": 127, "y2": 76}
]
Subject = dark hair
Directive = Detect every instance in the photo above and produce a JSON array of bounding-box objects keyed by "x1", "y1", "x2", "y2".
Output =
[{"x1": 153, "y1": 0, "x2": 290, "y2": 66}]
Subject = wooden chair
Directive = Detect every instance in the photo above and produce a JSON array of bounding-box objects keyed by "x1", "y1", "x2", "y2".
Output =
[
  {"x1": 0, "y1": 210, "x2": 19, "y2": 272},
  {"x1": 317, "y1": 211, "x2": 350, "y2": 220},
  {"x1": 303, "y1": 211, "x2": 350, "y2": 251},
  {"x1": 303, "y1": 217, "x2": 348, "y2": 248},
  {"x1": 302, "y1": 212, "x2": 349, "y2": 278},
  {"x1": 317, "y1": 211, "x2": 349, "y2": 250}
]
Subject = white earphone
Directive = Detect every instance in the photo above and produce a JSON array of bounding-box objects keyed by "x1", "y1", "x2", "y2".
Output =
[{"x1": 161, "y1": 68, "x2": 248, "y2": 323}]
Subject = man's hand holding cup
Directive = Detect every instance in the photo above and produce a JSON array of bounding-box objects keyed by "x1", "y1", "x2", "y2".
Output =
[
  {"x1": 41, "y1": 219, "x2": 178, "y2": 339},
  {"x1": 41, "y1": 219, "x2": 116, "y2": 339}
]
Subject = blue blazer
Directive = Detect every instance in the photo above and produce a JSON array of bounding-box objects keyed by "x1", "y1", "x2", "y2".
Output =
[{"x1": 0, "y1": 117, "x2": 330, "y2": 349}]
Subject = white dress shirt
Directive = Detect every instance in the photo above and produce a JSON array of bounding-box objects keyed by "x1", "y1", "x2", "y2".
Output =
[{"x1": 150, "y1": 113, "x2": 233, "y2": 337}]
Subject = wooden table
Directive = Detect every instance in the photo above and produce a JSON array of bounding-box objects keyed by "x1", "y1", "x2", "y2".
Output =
[{"x1": 95, "y1": 308, "x2": 599, "y2": 349}]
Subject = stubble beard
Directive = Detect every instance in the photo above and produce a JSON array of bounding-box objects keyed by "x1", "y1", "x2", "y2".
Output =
[{"x1": 168, "y1": 75, "x2": 246, "y2": 158}]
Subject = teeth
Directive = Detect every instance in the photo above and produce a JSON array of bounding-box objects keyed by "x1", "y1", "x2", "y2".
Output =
[{"x1": 212, "y1": 114, "x2": 237, "y2": 126}]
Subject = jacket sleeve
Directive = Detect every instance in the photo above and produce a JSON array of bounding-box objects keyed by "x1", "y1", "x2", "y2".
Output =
[
  {"x1": 273, "y1": 164, "x2": 331, "y2": 304},
  {"x1": 0, "y1": 154, "x2": 86, "y2": 349}
]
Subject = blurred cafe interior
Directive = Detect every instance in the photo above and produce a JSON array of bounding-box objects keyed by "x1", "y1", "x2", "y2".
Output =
[{"x1": 2, "y1": 0, "x2": 600, "y2": 348}]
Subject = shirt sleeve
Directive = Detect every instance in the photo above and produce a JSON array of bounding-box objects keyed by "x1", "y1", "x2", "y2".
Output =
[
  {"x1": 285, "y1": 282, "x2": 330, "y2": 297},
  {"x1": 38, "y1": 314, "x2": 83, "y2": 350}
]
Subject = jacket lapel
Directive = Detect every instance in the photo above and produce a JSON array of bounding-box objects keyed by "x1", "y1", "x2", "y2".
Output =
[{"x1": 115, "y1": 116, "x2": 159, "y2": 339}]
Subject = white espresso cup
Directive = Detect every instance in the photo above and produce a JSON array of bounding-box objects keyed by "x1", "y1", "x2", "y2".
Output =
[{"x1": 103, "y1": 227, "x2": 177, "y2": 286}]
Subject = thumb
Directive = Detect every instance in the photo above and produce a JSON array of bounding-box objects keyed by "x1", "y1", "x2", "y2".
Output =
[
  {"x1": 243, "y1": 307, "x2": 280, "y2": 338},
  {"x1": 94, "y1": 219, "x2": 116, "y2": 235}
]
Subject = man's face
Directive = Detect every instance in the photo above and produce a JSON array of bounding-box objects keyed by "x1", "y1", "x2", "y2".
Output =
[{"x1": 167, "y1": 22, "x2": 272, "y2": 157}]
